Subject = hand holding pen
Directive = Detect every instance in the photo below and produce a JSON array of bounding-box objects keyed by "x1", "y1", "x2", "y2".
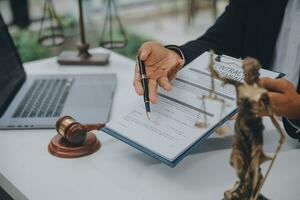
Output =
[{"x1": 133, "y1": 42, "x2": 184, "y2": 105}]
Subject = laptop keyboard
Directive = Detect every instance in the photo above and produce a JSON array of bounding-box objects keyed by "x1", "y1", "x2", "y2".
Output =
[{"x1": 13, "y1": 78, "x2": 74, "y2": 118}]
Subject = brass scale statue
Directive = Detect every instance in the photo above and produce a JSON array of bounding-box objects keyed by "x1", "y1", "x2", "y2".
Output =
[{"x1": 195, "y1": 51, "x2": 285, "y2": 200}]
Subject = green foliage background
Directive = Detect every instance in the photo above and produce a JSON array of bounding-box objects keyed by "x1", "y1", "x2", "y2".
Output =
[
  {"x1": 114, "y1": 34, "x2": 148, "y2": 60},
  {"x1": 12, "y1": 30, "x2": 52, "y2": 62}
]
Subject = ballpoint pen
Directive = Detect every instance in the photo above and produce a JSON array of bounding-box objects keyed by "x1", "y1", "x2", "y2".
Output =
[{"x1": 137, "y1": 56, "x2": 151, "y2": 120}]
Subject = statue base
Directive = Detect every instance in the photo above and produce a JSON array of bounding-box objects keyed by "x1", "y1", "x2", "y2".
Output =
[
  {"x1": 224, "y1": 191, "x2": 268, "y2": 200},
  {"x1": 57, "y1": 51, "x2": 109, "y2": 66},
  {"x1": 57, "y1": 43, "x2": 109, "y2": 66}
]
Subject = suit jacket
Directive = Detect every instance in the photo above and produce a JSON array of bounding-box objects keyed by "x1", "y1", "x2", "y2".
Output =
[{"x1": 178, "y1": 0, "x2": 300, "y2": 140}]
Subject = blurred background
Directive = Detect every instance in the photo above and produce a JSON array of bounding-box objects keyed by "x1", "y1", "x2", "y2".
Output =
[{"x1": 0, "y1": 0, "x2": 228, "y2": 62}]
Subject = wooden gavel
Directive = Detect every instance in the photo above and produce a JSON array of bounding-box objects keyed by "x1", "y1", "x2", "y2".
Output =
[
  {"x1": 49, "y1": 116, "x2": 105, "y2": 158},
  {"x1": 56, "y1": 116, "x2": 105, "y2": 145}
]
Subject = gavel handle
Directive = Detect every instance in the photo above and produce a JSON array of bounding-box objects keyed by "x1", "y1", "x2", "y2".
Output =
[{"x1": 84, "y1": 123, "x2": 106, "y2": 131}]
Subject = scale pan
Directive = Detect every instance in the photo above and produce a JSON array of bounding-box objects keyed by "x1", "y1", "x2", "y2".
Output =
[
  {"x1": 38, "y1": 34, "x2": 65, "y2": 47},
  {"x1": 99, "y1": 41, "x2": 127, "y2": 49}
]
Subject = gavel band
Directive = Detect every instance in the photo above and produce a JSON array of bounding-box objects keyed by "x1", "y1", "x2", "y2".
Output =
[{"x1": 57, "y1": 116, "x2": 76, "y2": 137}]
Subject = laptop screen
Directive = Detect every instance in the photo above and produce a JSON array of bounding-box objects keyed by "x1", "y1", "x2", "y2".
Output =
[{"x1": 0, "y1": 14, "x2": 26, "y2": 117}]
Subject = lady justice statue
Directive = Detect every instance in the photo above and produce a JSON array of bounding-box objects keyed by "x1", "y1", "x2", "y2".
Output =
[{"x1": 208, "y1": 51, "x2": 285, "y2": 200}]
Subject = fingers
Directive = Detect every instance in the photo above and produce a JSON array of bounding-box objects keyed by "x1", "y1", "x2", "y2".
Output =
[
  {"x1": 266, "y1": 91, "x2": 287, "y2": 115},
  {"x1": 148, "y1": 79, "x2": 158, "y2": 103},
  {"x1": 261, "y1": 77, "x2": 294, "y2": 93},
  {"x1": 152, "y1": 54, "x2": 181, "y2": 70},
  {"x1": 179, "y1": 59, "x2": 185, "y2": 68},
  {"x1": 133, "y1": 64, "x2": 144, "y2": 96},
  {"x1": 139, "y1": 42, "x2": 153, "y2": 61},
  {"x1": 134, "y1": 73, "x2": 170, "y2": 102},
  {"x1": 167, "y1": 60, "x2": 182, "y2": 81},
  {"x1": 148, "y1": 67, "x2": 172, "y2": 91},
  {"x1": 260, "y1": 77, "x2": 282, "y2": 92},
  {"x1": 267, "y1": 91, "x2": 285, "y2": 107},
  {"x1": 157, "y1": 77, "x2": 172, "y2": 91},
  {"x1": 260, "y1": 78, "x2": 300, "y2": 119}
]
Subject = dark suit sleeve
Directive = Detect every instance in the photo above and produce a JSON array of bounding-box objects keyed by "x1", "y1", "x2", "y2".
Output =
[
  {"x1": 282, "y1": 117, "x2": 300, "y2": 141},
  {"x1": 179, "y1": 0, "x2": 249, "y2": 65}
]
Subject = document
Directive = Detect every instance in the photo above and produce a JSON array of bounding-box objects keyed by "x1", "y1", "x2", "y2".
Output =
[{"x1": 102, "y1": 52, "x2": 283, "y2": 167}]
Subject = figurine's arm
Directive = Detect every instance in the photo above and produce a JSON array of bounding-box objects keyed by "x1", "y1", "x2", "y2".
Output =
[
  {"x1": 220, "y1": 76, "x2": 241, "y2": 87},
  {"x1": 208, "y1": 50, "x2": 241, "y2": 91},
  {"x1": 253, "y1": 93, "x2": 286, "y2": 200},
  {"x1": 265, "y1": 106, "x2": 285, "y2": 150},
  {"x1": 209, "y1": 63, "x2": 241, "y2": 87},
  {"x1": 260, "y1": 93, "x2": 285, "y2": 145}
]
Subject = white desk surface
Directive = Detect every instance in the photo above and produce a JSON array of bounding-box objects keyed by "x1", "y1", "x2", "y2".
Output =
[{"x1": 0, "y1": 49, "x2": 299, "y2": 200}]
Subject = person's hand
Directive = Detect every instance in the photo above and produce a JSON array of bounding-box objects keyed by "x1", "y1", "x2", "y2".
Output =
[
  {"x1": 261, "y1": 77, "x2": 300, "y2": 120},
  {"x1": 133, "y1": 41, "x2": 184, "y2": 103}
]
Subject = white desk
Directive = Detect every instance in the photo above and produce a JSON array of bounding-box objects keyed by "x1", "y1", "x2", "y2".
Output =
[{"x1": 0, "y1": 49, "x2": 299, "y2": 200}]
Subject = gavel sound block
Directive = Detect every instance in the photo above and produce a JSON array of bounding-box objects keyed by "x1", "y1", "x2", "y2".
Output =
[{"x1": 48, "y1": 116, "x2": 105, "y2": 158}]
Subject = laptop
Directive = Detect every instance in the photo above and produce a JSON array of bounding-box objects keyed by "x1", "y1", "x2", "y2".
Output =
[{"x1": 0, "y1": 14, "x2": 117, "y2": 129}]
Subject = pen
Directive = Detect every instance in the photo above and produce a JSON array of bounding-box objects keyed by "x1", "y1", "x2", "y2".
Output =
[{"x1": 137, "y1": 56, "x2": 151, "y2": 120}]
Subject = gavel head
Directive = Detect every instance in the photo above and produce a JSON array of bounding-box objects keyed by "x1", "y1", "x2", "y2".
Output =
[{"x1": 56, "y1": 116, "x2": 87, "y2": 145}]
